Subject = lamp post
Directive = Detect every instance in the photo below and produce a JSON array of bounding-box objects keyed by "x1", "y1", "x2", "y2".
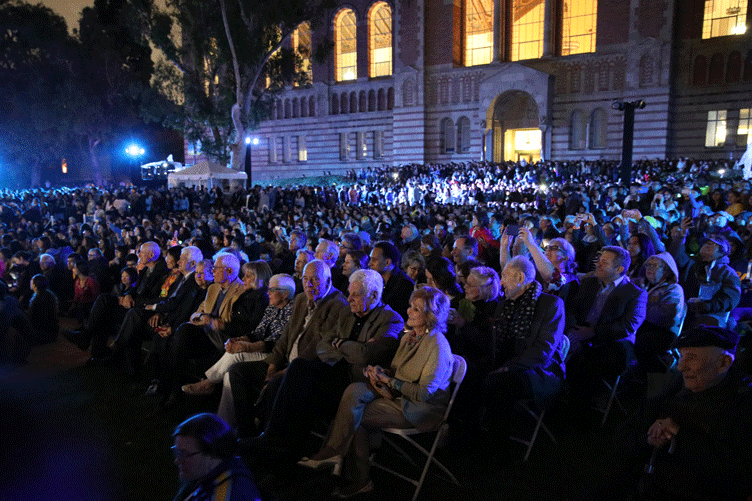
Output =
[
  {"x1": 125, "y1": 143, "x2": 145, "y2": 184},
  {"x1": 245, "y1": 136, "x2": 258, "y2": 187},
  {"x1": 611, "y1": 100, "x2": 646, "y2": 186}
]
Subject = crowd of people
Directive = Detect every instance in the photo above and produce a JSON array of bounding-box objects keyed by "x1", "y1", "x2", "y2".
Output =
[{"x1": 1, "y1": 156, "x2": 751, "y2": 500}]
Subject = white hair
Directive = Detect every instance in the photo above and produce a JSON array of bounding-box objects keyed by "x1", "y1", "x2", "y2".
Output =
[
  {"x1": 181, "y1": 246, "x2": 203, "y2": 272},
  {"x1": 271, "y1": 273, "x2": 296, "y2": 299},
  {"x1": 349, "y1": 269, "x2": 383, "y2": 303}
]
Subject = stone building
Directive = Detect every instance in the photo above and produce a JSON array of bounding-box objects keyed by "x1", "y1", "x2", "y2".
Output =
[{"x1": 234, "y1": 0, "x2": 752, "y2": 181}]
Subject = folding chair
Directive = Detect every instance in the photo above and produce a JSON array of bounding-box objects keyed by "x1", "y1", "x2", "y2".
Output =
[
  {"x1": 510, "y1": 334, "x2": 570, "y2": 461},
  {"x1": 371, "y1": 354, "x2": 467, "y2": 501}
]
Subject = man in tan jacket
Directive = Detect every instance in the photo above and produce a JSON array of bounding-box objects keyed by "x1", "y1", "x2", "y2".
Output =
[
  {"x1": 162, "y1": 253, "x2": 245, "y2": 407},
  {"x1": 230, "y1": 259, "x2": 349, "y2": 438}
]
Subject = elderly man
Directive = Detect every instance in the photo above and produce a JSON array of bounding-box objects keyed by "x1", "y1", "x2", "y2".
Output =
[
  {"x1": 566, "y1": 245, "x2": 647, "y2": 411},
  {"x1": 399, "y1": 224, "x2": 421, "y2": 255},
  {"x1": 481, "y1": 256, "x2": 566, "y2": 464},
  {"x1": 592, "y1": 325, "x2": 752, "y2": 501},
  {"x1": 316, "y1": 238, "x2": 348, "y2": 294},
  {"x1": 368, "y1": 241, "x2": 414, "y2": 320},
  {"x1": 80, "y1": 241, "x2": 169, "y2": 362},
  {"x1": 230, "y1": 260, "x2": 349, "y2": 438},
  {"x1": 161, "y1": 253, "x2": 245, "y2": 406},
  {"x1": 249, "y1": 268, "x2": 404, "y2": 457}
]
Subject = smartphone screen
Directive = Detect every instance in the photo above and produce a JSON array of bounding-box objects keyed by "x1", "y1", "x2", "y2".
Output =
[{"x1": 505, "y1": 224, "x2": 520, "y2": 236}]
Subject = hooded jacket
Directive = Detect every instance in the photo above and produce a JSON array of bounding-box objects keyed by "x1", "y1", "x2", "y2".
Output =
[{"x1": 637, "y1": 252, "x2": 686, "y2": 336}]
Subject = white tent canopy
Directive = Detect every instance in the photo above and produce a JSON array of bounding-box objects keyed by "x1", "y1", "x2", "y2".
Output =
[{"x1": 167, "y1": 160, "x2": 247, "y2": 189}]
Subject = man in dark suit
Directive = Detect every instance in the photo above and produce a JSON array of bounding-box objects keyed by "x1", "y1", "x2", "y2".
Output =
[
  {"x1": 229, "y1": 260, "x2": 349, "y2": 438},
  {"x1": 250, "y1": 268, "x2": 404, "y2": 457},
  {"x1": 107, "y1": 246, "x2": 206, "y2": 377},
  {"x1": 566, "y1": 245, "x2": 647, "y2": 410},
  {"x1": 369, "y1": 241, "x2": 413, "y2": 321}
]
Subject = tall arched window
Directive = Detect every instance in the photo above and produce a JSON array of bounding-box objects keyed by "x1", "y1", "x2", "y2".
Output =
[
  {"x1": 709, "y1": 53, "x2": 724, "y2": 84},
  {"x1": 693, "y1": 55, "x2": 708, "y2": 85},
  {"x1": 335, "y1": 9, "x2": 357, "y2": 81},
  {"x1": 703, "y1": 0, "x2": 748, "y2": 39},
  {"x1": 292, "y1": 22, "x2": 312, "y2": 85},
  {"x1": 440, "y1": 118, "x2": 456, "y2": 153},
  {"x1": 511, "y1": 0, "x2": 544, "y2": 61},
  {"x1": 727, "y1": 51, "x2": 741, "y2": 82},
  {"x1": 465, "y1": 0, "x2": 493, "y2": 66},
  {"x1": 589, "y1": 108, "x2": 607, "y2": 149},
  {"x1": 561, "y1": 0, "x2": 597, "y2": 56},
  {"x1": 457, "y1": 116, "x2": 471, "y2": 153},
  {"x1": 570, "y1": 109, "x2": 586, "y2": 150},
  {"x1": 368, "y1": 2, "x2": 392, "y2": 77}
]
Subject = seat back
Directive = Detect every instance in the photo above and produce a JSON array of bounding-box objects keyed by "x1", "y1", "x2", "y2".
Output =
[
  {"x1": 559, "y1": 334, "x2": 571, "y2": 362},
  {"x1": 442, "y1": 354, "x2": 467, "y2": 424}
]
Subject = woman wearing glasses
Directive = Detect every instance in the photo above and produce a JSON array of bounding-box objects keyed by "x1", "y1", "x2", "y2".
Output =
[{"x1": 518, "y1": 227, "x2": 579, "y2": 302}]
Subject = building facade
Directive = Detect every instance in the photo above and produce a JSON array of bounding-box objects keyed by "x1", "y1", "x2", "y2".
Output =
[{"x1": 239, "y1": 0, "x2": 751, "y2": 181}]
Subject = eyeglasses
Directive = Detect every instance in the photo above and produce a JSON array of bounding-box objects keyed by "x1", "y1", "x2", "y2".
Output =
[
  {"x1": 544, "y1": 246, "x2": 562, "y2": 253},
  {"x1": 268, "y1": 287, "x2": 286, "y2": 292},
  {"x1": 212, "y1": 265, "x2": 227, "y2": 271},
  {"x1": 171, "y1": 445, "x2": 201, "y2": 459},
  {"x1": 644, "y1": 263, "x2": 664, "y2": 270}
]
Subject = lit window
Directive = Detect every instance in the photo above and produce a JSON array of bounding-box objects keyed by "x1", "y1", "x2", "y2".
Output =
[
  {"x1": 374, "y1": 130, "x2": 384, "y2": 158},
  {"x1": 357, "y1": 131, "x2": 367, "y2": 159},
  {"x1": 297, "y1": 136, "x2": 308, "y2": 162},
  {"x1": 335, "y1": 9, "x2": 357, "y2": 81},
  {"x1": 738, "y1": 108, "x2": 751, "y2": 146},
  {"x1": 511, "y1": 0, "x2": 544, "y2": 61},
  {"x1": 292, "y1": 22, "x2": 312, "y2": 86},
  {"x1": 561, "y1": 0, "x2": 596, "y2": 56},
  {"x1": 705, "y1": 110, "x2": 727, "y2": 147},
  {"x1": 465, "y1": 0, "x2": 493, "y2": 66},
  {"x1": 703, "y1": 0, "x2": 748, "y2": 38},
  {"x1": 369, "y1": 2, "x2": 392, "y2": 77}
]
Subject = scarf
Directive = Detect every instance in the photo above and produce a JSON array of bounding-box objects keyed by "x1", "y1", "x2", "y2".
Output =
[
  {"x1": 499, "y1": 280, "x2": 542, "y2": 340},
  {"x1": 160, "y1": 270, "x2": 181, "y2": 297}
]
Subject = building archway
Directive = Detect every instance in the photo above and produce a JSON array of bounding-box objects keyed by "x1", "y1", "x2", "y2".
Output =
[{"x1": 485, "y1": 90, "x2": 541, "y2": 163}]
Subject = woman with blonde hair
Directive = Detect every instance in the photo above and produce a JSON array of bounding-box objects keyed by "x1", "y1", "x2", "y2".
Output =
[{"x1": 298, "y1": 286, "x2": 454, "y2": 497}]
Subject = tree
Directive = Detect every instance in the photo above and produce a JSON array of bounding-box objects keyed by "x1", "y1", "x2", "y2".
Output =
[
  {"x1": 149, "y1": 0, "x2": 332, "y2": 170},
  {"x1": 0, "y1": 1, "x2": 75, "y2": 187}
]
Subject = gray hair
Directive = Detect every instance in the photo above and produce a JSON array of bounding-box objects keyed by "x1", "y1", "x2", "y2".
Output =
[
  {"x1": 181, "y1": 246, "x2": 203, "y2": 272},
  {"x1": 215, "y1": 252, "x2": 240, "y2": 281},
  {"x1": 506, "y1": 255, "x2": 536, "y2": 283},
  {"x1": 39, "y1": 253, "x2": 56, "y2": 270},
  {"x1": 469, "y1": 266, "x2": 501, "y2": 301},
  {"x1": 270, "y1": 273, "x2": 296, "y2": 299},
  {"x1": 349, "y1": 269, "x2": 384, "y2": 303}
]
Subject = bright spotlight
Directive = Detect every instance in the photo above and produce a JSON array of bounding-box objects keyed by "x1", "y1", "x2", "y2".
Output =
[
  {"x1": 252, "y1": 137, "x2": 259, "y2": 146},
  {"x1": 125, "y1": 144, "x2": 145, "y2": 157},
  {"x1": 245, "y1": 137, "x2": 251, "y2": 145},
  {"x1": 719, "y1": 169, "x2": 726, "y2": 176}
]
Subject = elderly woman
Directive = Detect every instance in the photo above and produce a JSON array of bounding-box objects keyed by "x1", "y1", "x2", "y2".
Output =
[
  {"x1": 401, "y1": 249, "x2": 426, "y2": 285},
  {"x1": 633, "y1": 252, "x2": 685, "y2": 372},
  {"x1": 519, "y1": 227, "x2": 579, "y2": 302},
  {"x1": 182, "y1": 274, "x2": 296, "y2": 425},
  {"x1": 482, "y1": 256, "x2": 565, "y2": 464},
  {"x1": 299, "y1": 287, "x2": 453, "y2": 498}
]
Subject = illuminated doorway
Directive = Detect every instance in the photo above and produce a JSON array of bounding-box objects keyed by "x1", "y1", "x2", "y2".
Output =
[{"x1": 486, "y1": 90, "x2": 540, "y2": 162}]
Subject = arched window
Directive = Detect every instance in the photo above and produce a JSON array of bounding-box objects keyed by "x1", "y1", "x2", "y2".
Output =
[
  {"x1": 703, "y1": 0, "x2": 748, "y2": 39},
  {"x1": 589, "y1": 108, "x2": 607, "y2": 149},
  {"x1": 570, "y1": 109, "x2": 586, "y2": 150},
  {"x1": 465, "y1": 0, "x2": 493, "y2": 66},
  {"x1": 300, "y1": 97, "x2": 308, "y2": 118},
  {"x1": 368, "y1": 89, "x2": 376, "y2": 111},
  {"x1": 456, "y1": 116, "x2": 471, "y2": 153},
  {"x1": 440, "y1": 117, "x2": 456, "y2": 153},
  {"x1": 335, "y1": 9, "x2": 357, "y2": 81},
  {"x1": 276, "y1": 100, "x2": 283, "y2": 119},
  {"x1": 331, "y1": 94, "x2": 339, "y2": 115},
  {"x1": 511, "y1": 0, "x2": 544, "y2": 61},
  {"x1": 727, "y1": 51, "x2": 741, "y2": 82},
  {"x1": 693, "y1": 55, "x2": 708, "y2": 85},
  {"x1": 292, "y1": 97, "x2": 299, "y2": 118},
  {"x1": 359, "y1": 90, "x2": 367, "y2": 112},
  {"x1": 709, "y1": 53, "x2": 724, "y2": 84},
  {"x1": 309, "y1": 97, "x2": 316, "y2": 117},
  {"x1": 292, "y1": 22, "x2": 312, "y2": 85},
  {"x1": 285, "y1": 99, "x2": 291, "y2": 119},
  {"x1": 387, "y1": 87, "x2": 394, "y2": 109},
  {"x1": 368, "y1": 2, "x2": 392, "y2": 77},
  {"x1": 377, "y1": 88, "x2": 386, "y2": 110},
  {"x1": 639, "y1": 54, "x2": 655, "y2": 87},
  {"x1": 350, "y1": 92, "x2": 358, "y2": 114},
  {"x1": 561, "y1": 0, "x2": 597, "y2": 56},
  {"x1": 745, "y1": 50, "x2": 752, "y2": 81}
]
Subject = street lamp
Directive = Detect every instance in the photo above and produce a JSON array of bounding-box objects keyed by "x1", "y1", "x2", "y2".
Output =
[
  {"x1": 245, "y1": 136, "x2": 258, "y2": 187},
  {"x1": 125, "y1": 143, "x2": 145, "y2": 184},
  {"x1": 612, "y1": 100, "x2": 646, "y2": 186}
]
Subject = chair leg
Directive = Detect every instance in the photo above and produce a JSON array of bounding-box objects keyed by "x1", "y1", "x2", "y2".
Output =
[
  {"x1": 600, "y1": 375, "x2": 621, "y2": 426},
  {"x1": 523, "y1": 408, "x2": 546, "y2": 462}
]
